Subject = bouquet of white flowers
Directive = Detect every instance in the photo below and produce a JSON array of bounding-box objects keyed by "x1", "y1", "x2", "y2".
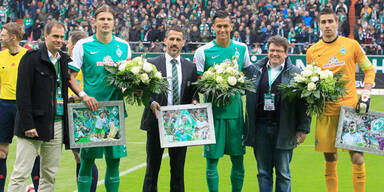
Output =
[
  {"x1": 279, "y1": 64, "x2": 346, "y2": 116},
  {"x1": 105, "y1": 55, "x2": 168, "y2": 107},
  {"x1": 194, "y1": 59, "x2": 255, "y2": 107}
]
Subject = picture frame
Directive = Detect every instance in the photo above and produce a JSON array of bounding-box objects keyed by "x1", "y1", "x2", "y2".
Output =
[
  {"x1": 336, "y1": 106, "x2": 384, "y2": 155},
  {"x1": 68, "y1": 100, "x2": 126, "y2": 148},
  {"x1": 158, "y1": 103, "x2": 216, "y2": 148}
]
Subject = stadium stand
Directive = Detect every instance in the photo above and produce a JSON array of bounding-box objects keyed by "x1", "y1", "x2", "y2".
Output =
[{"x1": 0, "y1": 0, "x2": 383, "y2": 55}]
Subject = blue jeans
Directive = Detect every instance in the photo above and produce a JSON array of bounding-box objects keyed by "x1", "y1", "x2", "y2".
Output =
[{"x1": 253, "y1": 122, "x2": 293, "y2": 192}]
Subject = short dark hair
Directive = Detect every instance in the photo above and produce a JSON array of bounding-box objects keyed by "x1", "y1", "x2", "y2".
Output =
[
  {"x1": 95, "y1": 4, "x2": 115, "y2": 19},
  {"x1": 317, "y1": 7, "x2": 337, "y2": 22},
  {"x1": 3, "y1": 22, "x2": 24, "y2": 41},
  {"x1": 267, "y1": 35, "x2": 289, "y2": 52},
  {"x1": 165, "y1": 25, "x2": 185, "y2": 39},
  {"x1": 44, "y1": 21, "x2": 66, "y2": 35},
  {"x1": 69, "y1": 30, "x2": 88, "y2": 44},
  {"x1": 213, "y1": 10, "x2": 230, "y2": 22}
]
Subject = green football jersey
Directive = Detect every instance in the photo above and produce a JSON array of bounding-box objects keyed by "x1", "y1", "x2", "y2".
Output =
[
  {"x1": 69, "y1": 34, "x2": 132, "y2": 101},
  {"x1": 194, "y1": 40, "x2": 251, "y2": 119}
]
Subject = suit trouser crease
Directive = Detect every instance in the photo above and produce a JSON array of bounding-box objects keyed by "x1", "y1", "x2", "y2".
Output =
[{"x1": 143, "y1": 129, "x2": 187, "y2": 192}]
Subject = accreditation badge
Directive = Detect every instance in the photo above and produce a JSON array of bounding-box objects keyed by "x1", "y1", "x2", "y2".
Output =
[
  {"x1": 56, "y1": 98, "x2": 64, "y2": 116},
  {"x1": 264, "y1": 93, "x2": 275, "y2": 111}
]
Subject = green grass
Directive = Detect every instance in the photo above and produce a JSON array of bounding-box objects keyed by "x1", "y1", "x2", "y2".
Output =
[{"x1": 4, "y1": 96, "x2": 384, "y2": 192}]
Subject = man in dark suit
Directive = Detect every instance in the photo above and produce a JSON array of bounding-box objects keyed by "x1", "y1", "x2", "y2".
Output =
[{"x1": 140, "y1": 26, "x2": 199, "y2": 192}]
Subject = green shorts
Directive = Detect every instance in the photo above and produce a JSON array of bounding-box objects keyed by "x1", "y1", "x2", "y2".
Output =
[
  {"x1": 204, "y1": 118, "x2": 245, "y2": 159},
  {"x1": 95, "y1": 128, "x2": 102, "y2": 134},
  {"x1": 80, "y1": 145, "x2": 127, "y2": 159}
]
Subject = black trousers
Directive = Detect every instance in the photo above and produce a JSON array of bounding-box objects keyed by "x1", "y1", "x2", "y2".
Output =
[{"x1": 143, "y1": 128, "x2": 187, "y2": 192}]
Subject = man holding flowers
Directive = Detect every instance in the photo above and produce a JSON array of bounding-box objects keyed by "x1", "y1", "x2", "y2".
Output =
[
  {"x1": 244, "y1": 35, "x2": 311, "y2": 192},
  {"x1": 194, "y1": 10, "x2": 251, "y2": 192},
  {"x1": 306, "y1": 7, "x2": 376, "y2": 192},
  {"x1": 68, "y1": 5, "x2": 131, "y2": 192},
  {"x1": 140, "y1": 25, "x2": 198, "y2": 192}
]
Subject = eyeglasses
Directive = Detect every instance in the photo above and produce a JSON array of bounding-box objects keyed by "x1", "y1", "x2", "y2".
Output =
[{"x1": 268, "y1": 49, "x2": 285, "y2": 53}]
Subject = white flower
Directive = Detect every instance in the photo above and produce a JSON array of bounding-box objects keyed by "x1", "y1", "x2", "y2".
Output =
[
  {"x1": 155, "y1": 71, "x2": 162, "y2": 79},
  {"x1": 226, "y1": 67, "x2": 235, "y2": 73},
  {"x1": 214, "y1": 65, "x2": 220, "y2": 70},
  {"x1": 305, "y1": 65, "x2": 314, "y2": 71},
  {"x1": 311, "y1": 76, "x2": 319, "y2": 82},
  {"x1": 319, "y1": 71, "x2": 328, "y2": 79},
  {"x1": 216, "y1": 76, "x2": 224, "y2": 83},
  {"x1": 130, "y1": 66, "x2": 140, "y2": 75},
  {"x1": 314, "y1": 66, "x2": 322, "y2": 73},
  {"x1": 227, "y1": 76, "x2": 237, "y2": 86},
  {"x1": 301, "y1": 70, "x2": 313, "y2": 77},
  {"x1": 143, "y1": 62, "x2": 153, "y2": 73},
  {"x1": 118, "y1": 61, "x2": 128, "y2": 72},
  {"x1": 238, "y1": 76, "x2": 245, "y2": 83},
  {"x1": 294, "y1": 75, "x2": 305, "y2": 82},
  {"x1": 307, "y1": 82, "x2": 316, "y2": 91},
  {"x1": 326, "y1": 70, "x2": 334, "y2": 78},
  {"x1": 140, "y1": 73, "x2": 150, "y2": 83},
  {"x1": 216, "y1": 66, "x2": 224, "y2": 74},
  {"x1": 205, "y1": 70, "x2": 213, "y2": 76}
]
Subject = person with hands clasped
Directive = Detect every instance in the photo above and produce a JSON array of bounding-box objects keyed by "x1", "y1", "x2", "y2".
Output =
[
  {"x1": 8, "y1": 21, "x2": 71, "y2": 192},
  {"x1": 244, "y1": 35, "x2": 311, "y2": 192}
]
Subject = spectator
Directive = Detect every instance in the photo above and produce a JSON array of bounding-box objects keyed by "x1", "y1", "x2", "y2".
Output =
[
  {"x1": 200, "y1": 25, "x2": 211, "y2": 42},
  {"x1": 232, "y1": 31, "x2": 242, "y2": 42},
  {"x1": 32, "y1": 19, "x2": 43, "y2": 41},
  {"x1": 148, "y1": 41, "x2": 162, "y2": 52},
  {"x1": 135, "y1": 41, "x2": 147, "y2": 52},
  {"x1": 23, "y1": 13, "x2": 33, "y2": 40}
]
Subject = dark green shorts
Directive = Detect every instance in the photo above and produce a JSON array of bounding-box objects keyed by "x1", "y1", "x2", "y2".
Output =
[
  {"x1": 80, "y1": 145, "x2": 127, "y2": 159},
  {"x1": 204, "y1": 118, "x2": 245, "y2": 159}
]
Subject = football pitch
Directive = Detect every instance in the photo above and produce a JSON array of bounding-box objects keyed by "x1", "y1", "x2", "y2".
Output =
[{"x1": 4, "y1": 96, "x2": 384, "y2": 192}]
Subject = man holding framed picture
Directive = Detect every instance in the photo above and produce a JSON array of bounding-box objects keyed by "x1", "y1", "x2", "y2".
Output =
[
  {"x1": 140, "y1": 25, "x2": 199, "y2": 192},
  {"x1": 68, "y1": 5, "x2": 131, "y2": 192}
]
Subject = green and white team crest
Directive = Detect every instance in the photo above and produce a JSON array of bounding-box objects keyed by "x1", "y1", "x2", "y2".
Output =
[{"x1": 340, "y1": 46, "x2": 347, "y2": 55}]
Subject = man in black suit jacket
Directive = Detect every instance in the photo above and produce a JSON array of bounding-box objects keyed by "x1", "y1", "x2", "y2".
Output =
[{"x1": 140, "y1": 26, "x2": 199, "y2": 192}]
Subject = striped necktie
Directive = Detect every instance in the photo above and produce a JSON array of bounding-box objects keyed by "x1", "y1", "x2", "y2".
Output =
[{"x1": 171, "y1": 59, "x2": 180, "y2": 105}]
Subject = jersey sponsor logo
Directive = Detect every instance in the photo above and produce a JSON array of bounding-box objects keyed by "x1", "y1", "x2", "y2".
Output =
[
  {"x1": 90, "y1": 51, "x2": 99, "y2": 55},
  {"x1": 97, "y1": 56, "x2": 115, "y2": 66},
  {"x1": 323, "y1": 56, "x2": 345, "y2": 68},
  {"x1": 340, "y1": 46, "x2": 346, "y2": 55}
]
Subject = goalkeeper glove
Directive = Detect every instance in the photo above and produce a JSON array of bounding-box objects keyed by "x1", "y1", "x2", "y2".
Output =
[{"x1": 356, "y1": 90, "x2": 371, "y2": 114}]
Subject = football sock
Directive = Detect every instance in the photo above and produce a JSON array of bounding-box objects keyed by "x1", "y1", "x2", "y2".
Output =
[
  {"x1": 31, "y1": 155, "x2": 40, "y2": 191},
  {"x1": 76, "y1": 163, "x2": 81, "y2": 180},
  {"x1": 0, "y1": 158, "x2": 6, "y2": 192},
  {"x1": 325, "y1": 160, "x2": 338, "y2": 192},
  {"x1": 352, "y1": 163, "x2": 366, "y2": 192},
  {"x1": 206, "y1": 158, "x2": 219, "y2": 192},
  {"x1": 104, "y1": 158, "x2": 120, "y2": 192},
  {"x1": 230, "y1": 155, "x2": 244, "y2": 192},
  {"x1": 90, "y1": 163, "x2": 98, "y2": 192},
  {"x1": 78, "y1": 158, "x2": 95, "y2": 192}
]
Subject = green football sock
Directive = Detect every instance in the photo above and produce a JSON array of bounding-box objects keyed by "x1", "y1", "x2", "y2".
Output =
[
  {"x1": 77, "y1": 158, "x2": 95, "y2": 192},
  {"x1": 230, "y1": 155, "x2": 244, "y2": 192},
  {"x1": 105, "y1": 158, "x2": 120, "y2": 192},
  {"x1": 206, "y1": 158, "x2": 219, "y2": 192}
]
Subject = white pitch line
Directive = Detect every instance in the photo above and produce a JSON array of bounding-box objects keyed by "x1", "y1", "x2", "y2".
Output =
[{"x1": 73, "y1": 153, "x2": 169, "y2": 192}]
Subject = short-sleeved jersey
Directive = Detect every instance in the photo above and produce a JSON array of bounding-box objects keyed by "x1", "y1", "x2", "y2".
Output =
[
  {"x1": 69, "y1": 35, "x2": 132, "y2": 101},
  {"x1": 0, "y1": 47, "x2": 28, "y2": 100},
  {"x1": 307, "y1": 36, "x2": 376, "y2": 115},
  {"x1": 68, "y1": 70, "x2": 83, "y2": 96},
  {"x1": 194, "y1": 40, "x2": 251, "y2": 119}
]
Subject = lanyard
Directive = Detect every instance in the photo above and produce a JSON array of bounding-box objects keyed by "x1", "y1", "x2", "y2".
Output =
[
  {"x1": 267, "y1": 65, "x2": 282, "y2": 92},
  {"x1": 50, "y1": 58, "x2": 62, "y2": 98}
]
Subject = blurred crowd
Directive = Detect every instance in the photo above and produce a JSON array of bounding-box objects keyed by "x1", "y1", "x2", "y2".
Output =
[{"x1": 0, "y1": 0, "x2": 383, "y2": 55}]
